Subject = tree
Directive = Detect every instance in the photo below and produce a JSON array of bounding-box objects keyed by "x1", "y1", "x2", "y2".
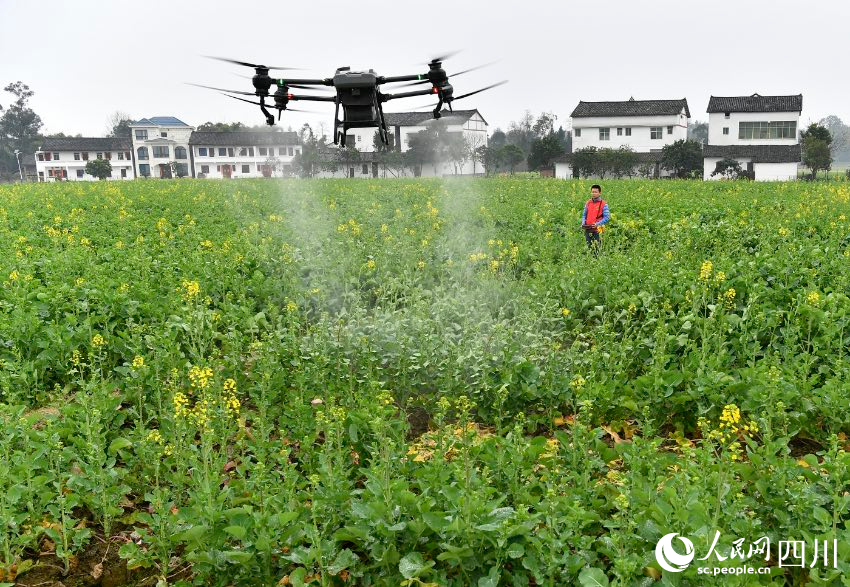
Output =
[
  {"x1": 85, "y1": 158, "x2": 112, "y2": 180},
  {"x1": 687, "y1": 120, "x2": 709, "y2": 144},
  {"x1": 489, "y1": 129, "x2": 507, "y2": 150},
  {"x1": 661, "y1": 139, "x2": 704, "y2": 178},
  {"x1": 527, "y1": 133, "x2": 565, "y2": 171},
  {"x1": 571, "y1": 147, "x2": 598, "y2": 178},
  {"x1": 106, "y1": 111, "x2": 133, "y2": 138},
  {"x1": 478, "y1": 145, "x2": 503, "y2": 176},
  {"x1": 0, "y1": 82, "x2": 43, "y2": 176},
  {"x1": 711, "y1": 157, "x2": 744, "y2": 179},
  {"x1": 466, "y1": 134, "x2": 487, "y2": 175},
  {"x1": 818, "y1": 115, "x2": 849, "y2": 159},
  {"x1": 500, "y1": 144, "x2": 525, "y2": 174},
  {"x1": 801, "y1": 123, "x2": 833, "y2": 179},
  {"x1": 169, "y1": 160, "x2": 189, "y2": 178},
  {"x1": 196, "y1": 121, "x2": 247, "y2": 132},
  {"x1": 611, "y1": 146, "x2": 639, "y2": 178}
]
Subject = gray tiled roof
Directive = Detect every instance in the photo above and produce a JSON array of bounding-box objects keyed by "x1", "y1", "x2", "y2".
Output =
[
  {"x1": 703, "y1": 144, "x2": 801, "y2": 163},
  {"x1": 189, "y1": 131, "x2": 300, "y2": 146},
  {"x1": 571, "y1": 99, "x2": 690, "y2": 118},
  {"x1": 382, "y1": 110, "x2": 484, "y2": 127},
  {"x1": 40, "y1": 137, "x2": 132, "y2": 151},
  {"x1": 707, "y1": 94, "x2": 803, "y2": 113}
]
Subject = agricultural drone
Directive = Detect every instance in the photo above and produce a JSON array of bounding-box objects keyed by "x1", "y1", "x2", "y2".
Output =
[{"x1": 192, "y1": 54, "x2": 506, "y2": 147}]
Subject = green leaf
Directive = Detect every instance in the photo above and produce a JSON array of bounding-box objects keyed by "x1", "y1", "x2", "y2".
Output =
[
  {"x1": 506, "y1": 543, "x2": 525, "y2": 559},
  {"x1": 224, "y1": 525, "x2": 247, "y2": 540},
  {"x1": 108, "y1": 437, "x2": 133, "y2": 455},
  {"x1": 289, "y1": 567, "x2": 307, "y2": 587},
  {"x1": 578, "y1": 567, "x2": 609, "y2": 587},
  {"x1": 222, "y1": 550, "x2": 252, "y2": 563},
  {"x1": 327, "y1": 548, "x2": 359, "y2": 575},
  {"x1": 399, "y1": 552, "x2": 434, "y2": 579}
]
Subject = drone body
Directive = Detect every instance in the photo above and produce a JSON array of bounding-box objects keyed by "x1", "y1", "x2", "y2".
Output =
[{"x1": 195, "y1": 56, "x2": 504, "y2": 147}]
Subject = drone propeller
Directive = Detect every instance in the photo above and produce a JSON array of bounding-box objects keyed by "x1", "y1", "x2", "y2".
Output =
[
  {"x1": 219, "y1": 93, "x2": 321, "y2": 114},
  {"x1": 204, "y1": 56, "x2": 300, "y2": 70},
  {"x1": 452, "y1": 80, "x2": 508, "y2": 101},
  {"x1": 231, "y1": 73, "x2": 330, "y2": 92},
  {"x1": 427, "y1": 50, "x2": 461, "y2": 65},
  {"x1": 389, "y1": 61, "x2": 498, "y2": 88},
  {"x1": 188, "y1": 82, "x2": 258, "y2": 96}
]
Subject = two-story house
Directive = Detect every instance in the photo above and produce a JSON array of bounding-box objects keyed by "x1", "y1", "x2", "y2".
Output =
[
  {"x1": 555, "y1": 98, "x2": 690, "y2": 178},
  {"x1": 331, "y1": 109, "x2": 488, "y2": 177},
  {"x1": 129, "y1": 117, "x2": 194, "y2": 178},
  {"x1": 702, "y1": 93, "x2": 803, "y2": 181},
  {"x1": 34, "y1": 137, "x2": 134, "y2": 181},
  {"x1": 188, "y1": 131, "x2": 302, "y2": 178}
]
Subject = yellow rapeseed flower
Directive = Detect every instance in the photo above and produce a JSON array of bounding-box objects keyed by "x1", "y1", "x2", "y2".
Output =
[
  {"x1": 699, "y1": 260, "x2": 713, "y2": 282},
  {"x1": 806, "y1": 291, "x2": 821, "y2": 305},
  {"x1": 560, "y1": 307, "x2": 571, "y2": 317},
  {"x1": 132, "y1": 355, "x2": 145, "y2": 368},
  {"x1": 90, "y1": 334, "x2": 106, "y2": 348}
]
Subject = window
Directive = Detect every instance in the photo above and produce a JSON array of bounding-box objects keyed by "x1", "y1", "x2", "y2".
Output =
[
  {"x1": 242, "y1": 164, "x2": 250, "y2": 173},
  {"x1": 228, "y1": 148, "x2": 234, "y2": 157},
  {"x1": 724, "y1": 112, "x2": 730, "y2": 119},
  {"x1": 175, "y1": 147, "x2": 187, "y2": 159},
  {"x1": 37, "y1": 153, "x2": 44, "y2": 161},
  {"x1": 74, "y1": 152, "x2": 81, "y2": 160},
  {"x1": 153, "y1": 146, "x2": 169, "y2": 158},
  {"x1": 723, "y1": 127, "x2": 730, "y2": 135},
  {"x1": 288, "y1": 147, "x2": 294, "y2": 156},
  {"x1": 248, "y1": 147, "x2": 254, "y2": 156},
  {"x1": 625, "y1": 128, "x2": 632, "y2": 136},
  {"x1": 279, "y1": 147, "x2": 286, "y2": 156},
  {"x1": 97, "y1": 152, "x2": 103, "y2": 159},
  {"x1": 667, "y1": 126, "x2": 673, "y2": 134},
  {"x1": 82, "y1": 152, "x2": 89, "y2": 161},
  {"x1": 118, "y1": 152, "x2": 124, "y2": 160},
  {"x1": 219, "y1": 148, "x2": 227, "y2": 156},
  {"x1": 77, "y1": 169, "x2": 84, "y2": 178},
  {"x1": 650, "y1": 127, "x2": 663, "y2": 140},
  {"x1": 139, "y1": 164, "x2": 150, "y2": 177},
  {"x1": 739, "y1": 121, "x2": 797, "y2": 140},
  {"x1": 105, "y1": 152, "x2": 112, "y2": 160},
  {"x1": 121, "y1": 169, "x2": 127, "y2": 178},
  {"x1": 617, "y1": 128, "x2": 623, "y2": 136},
  {"x1": 574, "y1": 128, "x2": 581, "y2": 137},
  {"x1": 199, "y1": 147, "x2": 207, "y2": 156},
  {"x1": 259, "y1": 147, "x2": 267, "y2": 156},
  {"x1": 599, "y1": 128, "x2": 610, "y2": 141},
  {"x1": 135, "y1": 130, "x2": 148, "y2": 140},
  {"x1": 362, "y1": 164, "x2": 368, "y2": 175},
  {"x1": 239, "y1": 147, "x2": 248, "y2": 156},
  {"x1": 137, "y1": 147, "x2": 149, "y2": 160},
  {"x1": 53, "y1": 153, "x2": 60, "y2": 160},
  {"x1": 125, "y1": 152, "x2": 130, "y2": 160},
  {"x1": 160, "y1": 131, "x2": 167, "y2": 138},
  {"x1": 201, "y1": 165, "x2": 209, "y2": 174}
]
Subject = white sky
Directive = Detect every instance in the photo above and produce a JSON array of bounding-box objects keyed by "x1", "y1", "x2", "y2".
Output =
[{"x1": 1, "y1": 0, "x2": 848, "y2": 137}]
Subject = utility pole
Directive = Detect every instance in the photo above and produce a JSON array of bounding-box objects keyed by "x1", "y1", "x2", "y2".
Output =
[{"x1": 14, "y1": 150, "x2": 25, "y2": 182}]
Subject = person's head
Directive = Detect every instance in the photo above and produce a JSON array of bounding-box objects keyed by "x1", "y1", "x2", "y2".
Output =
[{"x1": 591, "y1": 184, "x2": 602, "y2": 199}]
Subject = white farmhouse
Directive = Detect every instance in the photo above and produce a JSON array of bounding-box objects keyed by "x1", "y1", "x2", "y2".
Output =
[
  {"x1": 556, "y1": 98, "x2": 690, "y2": 178},
  {"x1": 702, "y1": 94, "x2": 802, "y2": 181},
  {"x1": 129, "y1": 117, "x2": 194, "y2": 179},
  {"x1": 35, "y1": 137, "x2": 134, "y2": 181},
  {"x1": 188, "y1": 131, "x2": 302, "y2": 178},
  {"x1": 332, "y1": 109, "x2": 489, "y2": 176}
]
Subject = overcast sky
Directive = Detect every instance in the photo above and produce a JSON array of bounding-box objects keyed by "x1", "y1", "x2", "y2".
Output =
[{"x1": 1, "y1": 0, "x2": 848, "y2": 137}]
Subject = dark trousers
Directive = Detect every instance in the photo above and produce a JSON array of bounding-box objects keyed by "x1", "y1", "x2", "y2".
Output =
[{"x1": 584, "y1": 229, "x2": 601, "y2": 256}]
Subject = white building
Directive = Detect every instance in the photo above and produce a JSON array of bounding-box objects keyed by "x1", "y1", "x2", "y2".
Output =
[
  {"x1": 703, "y1": 94, "x2": 802, "y2": 180},
  {"x1": 35, "y1": 137, "x2": 134, "y2": 181},
  {"x1": 129, "y1": 117, "x2": 193, "y2": 179},
  {"x1": 555, "y1": 98, "x2": 690, "y2": 179},
  {"x1": 329, "y1": 109, "x2": 489, "y2": 177},
  {"x1": 189, "y1": 130, "x2": 302, "y2": 178}
]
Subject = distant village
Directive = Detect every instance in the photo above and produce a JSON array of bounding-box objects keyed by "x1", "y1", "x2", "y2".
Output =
[{"x1": 22, "y1": 93, "x2": 809, "y2": 182}]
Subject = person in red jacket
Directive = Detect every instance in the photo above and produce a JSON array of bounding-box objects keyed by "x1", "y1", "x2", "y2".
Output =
[{"x1": 581, "y1": 184, "x2": 610, "y2": 255}]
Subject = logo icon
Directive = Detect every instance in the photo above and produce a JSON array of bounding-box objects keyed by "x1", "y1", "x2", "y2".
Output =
[{"x1": 656, "y1": 533, "x2": 695, "y2": 573}]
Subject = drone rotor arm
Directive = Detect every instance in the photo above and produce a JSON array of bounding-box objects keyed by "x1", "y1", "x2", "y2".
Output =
[{"x1": 382, "y1": 88, "x2": 438, "y2": 102}]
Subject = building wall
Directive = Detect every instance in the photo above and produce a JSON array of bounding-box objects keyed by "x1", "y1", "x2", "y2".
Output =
[
  {"x1": 571, "y1": 112, "x2": 688, "y2": 152},
  {"x1": 130, "y1": 124, "x2": 193, "y2": 178},
  {"x1": 554, "y1": 162, "x2": 573, "y2": 179},
  {"x1": 192, "y1": 144, "x2": 302, "y2": 178},
  {"x1": 707, "y1": 111, "x2": 800, "y2": 146},
  {"x1": 35, "y1": 151, "x2": 135, "y2": 182},
  {"x1": 703, "y1": 157, "x2": 797, "y2": 181}
]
